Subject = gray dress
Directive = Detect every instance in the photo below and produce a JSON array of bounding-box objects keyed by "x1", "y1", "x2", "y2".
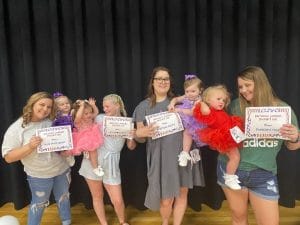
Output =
[{"x1": 134, "y1": 98, "x2": 205, "y2": 210}]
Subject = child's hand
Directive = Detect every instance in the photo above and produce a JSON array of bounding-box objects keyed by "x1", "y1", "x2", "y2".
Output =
[
  {"x1": 126, "y1": 138, "x2": 136, "y2": 150},
  {"x1": 76, "y1": 99, "x2": 84, "y2": 107},
  {"x1": 168, "y1": 103, "x2": 175, "y2": 112},
  {"x1": 194, "y1": 99, "x2": 202, "y2": 105},
  {"x1": 128, "y1": 128, "x2": 136, "y2": 139},
  {"x1": 88, "y1": 97, "x2": 96, "y2": 106}
]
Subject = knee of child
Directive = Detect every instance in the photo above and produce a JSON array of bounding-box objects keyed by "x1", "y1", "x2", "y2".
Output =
[{"x1": 111, "y1": 197, "x2": 124, "y2": 208}]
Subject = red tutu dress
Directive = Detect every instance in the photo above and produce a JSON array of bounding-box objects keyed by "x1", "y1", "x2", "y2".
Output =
[
  {"x1": 193, "y1": 103, "x2": 244, "y2": 153},
  {"x1": 71, "y1": 123, "x2": 104, "y2": 155}
]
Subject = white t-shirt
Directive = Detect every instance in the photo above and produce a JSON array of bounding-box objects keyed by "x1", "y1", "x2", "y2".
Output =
[{"x1": 2, "y1": 118, "x2": 69, "y2": 178}]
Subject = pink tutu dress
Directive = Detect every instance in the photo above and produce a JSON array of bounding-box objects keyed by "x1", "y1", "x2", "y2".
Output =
[{"x1": 71, "y1": 123, "x2": 104, "y2": 155}]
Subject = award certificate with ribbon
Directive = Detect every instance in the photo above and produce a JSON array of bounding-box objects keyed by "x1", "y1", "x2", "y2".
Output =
[
  {"x1": 245, "y1": 106, "x2": 291, "y2": 139},
  {"x1": 103, "y1": 116, "x2": 134, "y2": 138},
  {"x1": 145, "y1": 111, "x2": 184, "y2": 139},
  {"x1": 36, "y1": 125, "x2": 73, "y2": 153}
]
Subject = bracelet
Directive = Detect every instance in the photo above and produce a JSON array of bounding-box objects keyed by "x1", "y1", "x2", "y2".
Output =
[{"x1": 289, "y1": 134, "x2": 300, "y2": 143}]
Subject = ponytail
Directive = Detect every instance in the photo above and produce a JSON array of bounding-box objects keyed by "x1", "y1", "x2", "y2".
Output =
[{"x1": 103, "y1": 94, "x2": 127, "y2": 117}]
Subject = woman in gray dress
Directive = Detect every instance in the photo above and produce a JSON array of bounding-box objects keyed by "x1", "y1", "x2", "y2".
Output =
[{"x1": 133, "y1": 66, "x2": 205, "y2": 225}]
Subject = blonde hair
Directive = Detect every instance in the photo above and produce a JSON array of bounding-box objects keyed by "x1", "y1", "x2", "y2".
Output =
[
  {"x1": 202, "y1": 85, "x2": 231, "y2": 109},
  {"x1": 103, "y1": 94, "x2": 127, "y2": 117},
  {"x1": 183, "y1": 77, "x2": 205, "y2": 94},
  {"x1": 22, "y1": 92, "x2": 54, "y2": 127},
  {"x1": 237, "y1": 66, "x2": 278, "y2": 113},
  {"x1": 54, "y1": 95, "x2": 72, "y2": 114},
  {"x1": 72, "y1": 100, "x2": 94, "y2": 120}
]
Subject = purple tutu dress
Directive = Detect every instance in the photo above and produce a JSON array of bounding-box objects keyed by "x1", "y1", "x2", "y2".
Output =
[
  {"x1": 176, "y1": 97, "x2": 206, "y2": 147},
  {"x1": 52, "y1": 112, "x2": 74, "y2": 128}
]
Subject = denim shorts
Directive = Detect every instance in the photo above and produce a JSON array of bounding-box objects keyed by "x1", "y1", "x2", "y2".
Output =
[{"x1": 217, "y1": 160, "x2": 279, "y2": 200}]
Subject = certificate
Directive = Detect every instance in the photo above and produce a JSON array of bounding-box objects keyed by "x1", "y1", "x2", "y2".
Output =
[
  {"x1": 36, "y1": 125, "x2": 73, "y2": 153},
  {"x1": 145, "y1": 111, "x2": 184, "y2": 139},
  {"x1": 103, "y1": 116, "x2": 133, "y2": 138},
  {"x1": 245, "y1": 106, "x2": 291, "y2": 139}
]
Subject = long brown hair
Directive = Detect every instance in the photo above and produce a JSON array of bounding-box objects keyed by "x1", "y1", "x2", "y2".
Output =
[
  {"x1": 22, "y1": 92, "x2": 54, "y2": 127},
  {"x1": 237, "y1": 66, "x2": 279, "y2": 113},
  {"x1": 146, "y1": 66, "x2": 175, "y2": 107}
]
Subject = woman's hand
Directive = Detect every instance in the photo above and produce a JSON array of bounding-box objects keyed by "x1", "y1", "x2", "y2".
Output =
[
  {"x1": 279, "y1": 124, "x2": 299, "y2": 142},
  {"x1": 135, "y1": 124, "x2": 157, "y2": 138},
  {"x1": 281, "y1": 124, "x2": 300, "y2": 150},
  {"x1": 29, "y1": 136, "x2": 43, "y2": 150}
]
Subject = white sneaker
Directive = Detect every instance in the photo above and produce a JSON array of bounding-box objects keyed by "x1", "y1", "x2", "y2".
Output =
[
  {"x1": 224, "y1": 174, "x2": 241, "y2": 190},
  {"x1": 65, "y1": 156, "x2": 75, "y2": 167},
  {"x1": 190, "y1": 149, "x2": 201, "y2": 164},
  {"x1": 178, "y1": 151, "x2": 191, "y2": 167},
  {"x1": 93, "y1": 166, "x2": 104, "y2": 177}
]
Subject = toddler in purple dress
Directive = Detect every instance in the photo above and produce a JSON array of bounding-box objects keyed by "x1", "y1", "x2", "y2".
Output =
[
  {"x1": 168, "y1": 75, "x2": 206, "y2": 166},
  {"x1": 52, "y1": 92, "x2": 75, "y2": 166}
]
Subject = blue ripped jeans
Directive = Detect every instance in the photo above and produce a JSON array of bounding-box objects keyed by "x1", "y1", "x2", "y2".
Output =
[{"x1": 27, "y1": 169, "x2": 71, "y2": 225}]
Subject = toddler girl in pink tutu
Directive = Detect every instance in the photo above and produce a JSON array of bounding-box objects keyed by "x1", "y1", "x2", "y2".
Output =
[{"x1": 71, "y1": 98, "x2": 104, "y2": 176}]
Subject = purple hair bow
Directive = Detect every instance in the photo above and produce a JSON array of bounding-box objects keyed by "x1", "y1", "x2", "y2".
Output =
[
  {"x1": 185, "y1": 74, "x2": 197, "y2": 80},
  {"x1": 53, "y1": 92, "x2": 64, "y2": 98}
]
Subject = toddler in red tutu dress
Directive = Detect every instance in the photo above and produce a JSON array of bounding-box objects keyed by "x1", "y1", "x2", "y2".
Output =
[
  {"x1": 71, "y1": 98, "x2": 104, "y2": 176},
  {"x1": 193, "y1": 85, "x2": 244, "y2": 190},
  {"x1": 168, "y1": 75, "x2": 206, "y2": 167}
]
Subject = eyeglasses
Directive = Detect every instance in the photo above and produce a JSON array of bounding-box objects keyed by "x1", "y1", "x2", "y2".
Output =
[{"x1": 153, "y1": 77, "x2": 170, "y2": 83}]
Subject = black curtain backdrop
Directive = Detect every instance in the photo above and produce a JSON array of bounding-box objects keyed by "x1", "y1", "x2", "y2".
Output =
[{"x1": 0, "y1": 0, "x2": 300, "y2": 211}]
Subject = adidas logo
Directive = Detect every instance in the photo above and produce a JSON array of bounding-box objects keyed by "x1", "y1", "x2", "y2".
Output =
[{"x1": 243, "y1": 139, "x2": 279, "y2": 148}]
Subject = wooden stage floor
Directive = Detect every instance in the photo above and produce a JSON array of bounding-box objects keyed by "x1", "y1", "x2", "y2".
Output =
[{"x1": 1, "y1": 201, "x2": 300, "y2": 225}]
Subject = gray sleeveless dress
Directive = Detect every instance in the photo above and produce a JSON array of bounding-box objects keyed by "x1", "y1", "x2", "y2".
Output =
[{"x1": 134, "y1": 98, "x2": 205, "y2": 210}]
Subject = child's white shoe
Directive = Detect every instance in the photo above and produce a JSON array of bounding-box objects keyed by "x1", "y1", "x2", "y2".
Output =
[
  {"x1": 93, "y1": 166, "x2": 104, "y2": 177},
  {"x1": 178, "y1": 151, "x2": 191, "y2": 167},
  {"x1": 190, "y1": 149, "x2": 201, "y2": 164},
  {"x1": 66, "y1": 156, "x2": 75, "y2": 167},
  {"x1": 223, "y1": 173, "x2": 241, "y2": 190}
]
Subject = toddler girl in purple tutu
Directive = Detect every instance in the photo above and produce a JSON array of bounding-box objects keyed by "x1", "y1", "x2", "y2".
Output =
[
  {"x1": 168, "y1": 75, "x2": 206, "y2": 166},
  {"x1": 52, "y1": 92, "x2": 75, "y2": 166}
]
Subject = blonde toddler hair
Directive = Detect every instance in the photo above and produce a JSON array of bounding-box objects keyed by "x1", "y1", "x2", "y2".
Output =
[{"x1": 202, "y1": 85, "x2": 231, "y2": 109}]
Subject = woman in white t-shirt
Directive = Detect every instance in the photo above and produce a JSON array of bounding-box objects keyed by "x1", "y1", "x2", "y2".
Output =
[{"x1": 1, "y1": 92, "x2": 71, "y2": 225}]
